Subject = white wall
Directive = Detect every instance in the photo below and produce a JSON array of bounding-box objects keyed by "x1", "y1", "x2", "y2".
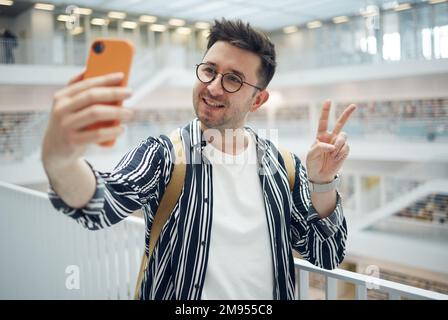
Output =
[
  {"x1": 0, "y1": 17, "x2": 13, "y2": 30},
  {"x1": 123, "y1": 59, "x2": 448, "y2": 109},
  {"x1": 30, "y1": 9, "x2": 55, "y2": 64},
  {"x1": 0, "y1": 83, "x2": 61, "y2": 111},
  {"x1": 0, "y1": 64, "x2": 82, "y2": 86},
  {"x1": 1, "y1": 58, "x2": 447, "y2": 110},
  {"x1": 12, "y1": 8, "x2": 31, "y2": 38},
  {"x1": 12, "y1": 8, "x2": 33, "y2": 63},
  {"x1": 4, "y1": 8, "x2": 55, "y2": 64},
  {"x1": 276, "y1": 73, "x2": 448, "y2": 105}
]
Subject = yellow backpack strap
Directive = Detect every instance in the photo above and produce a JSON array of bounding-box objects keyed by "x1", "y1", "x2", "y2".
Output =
[
  {"x1": 279, "y1": 147, "x2": 295, "y2": 191},
  {"x1": 148, "y1": 129, "x2": 186, "y2": 258},
  {"x1": 134, "y1": 129, "x2": 186, "y2": 299},
  {"x1": 279, "y1": 147, "x2": 301, "y2": 261}
]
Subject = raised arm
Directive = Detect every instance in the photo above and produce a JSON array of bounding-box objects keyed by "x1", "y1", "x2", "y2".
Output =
[
  {"x1": 305, "y1": 100, "x2": 356, "y2": 218},
  {"x1": 41, "y1": 72, "x2": 133, "y2": 208}
]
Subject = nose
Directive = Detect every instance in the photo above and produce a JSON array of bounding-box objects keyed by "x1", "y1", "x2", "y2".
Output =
[{"x1": 206, "y1": 74, "x2": 224, "y2": 96}]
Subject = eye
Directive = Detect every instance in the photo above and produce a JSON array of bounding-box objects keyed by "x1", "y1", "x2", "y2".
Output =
[
  {"x1": 226, "y1": 74, "x2": 242, "y2": 84},
  {"x1": 203, "y1": 66, "x2": 216, "y2": 75}
]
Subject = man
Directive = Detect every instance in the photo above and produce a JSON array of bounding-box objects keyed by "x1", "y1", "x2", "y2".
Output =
[{"x1": 42, "y1": 19, "x2": 356, "y2": 300}]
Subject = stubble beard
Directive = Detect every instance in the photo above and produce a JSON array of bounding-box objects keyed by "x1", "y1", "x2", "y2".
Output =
[{"x1": 193, "y1": 92, "x2": 250, "y2": 133}]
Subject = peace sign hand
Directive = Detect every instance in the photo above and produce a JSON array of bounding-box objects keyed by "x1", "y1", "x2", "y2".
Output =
[{"x1": 306, "y1": 100, "x2": 356, "y2": 184}]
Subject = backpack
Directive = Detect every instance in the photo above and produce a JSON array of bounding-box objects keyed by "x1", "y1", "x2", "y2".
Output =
[{"x1": 133, "y1": 129, "x2": 295, "y2": 299}]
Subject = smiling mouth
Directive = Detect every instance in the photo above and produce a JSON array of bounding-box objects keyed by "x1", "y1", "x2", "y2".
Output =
[{"x1": 203, "y1": 97, "x2": 225, "y2": 109}]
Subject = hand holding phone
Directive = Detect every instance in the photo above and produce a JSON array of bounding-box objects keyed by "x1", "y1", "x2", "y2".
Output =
[
  {"x1": 42, "y1": 38, "x2": 134, "y2": 176},
  {"x1": 84, "y1": 38, "x2": 134, "y2": 147}
]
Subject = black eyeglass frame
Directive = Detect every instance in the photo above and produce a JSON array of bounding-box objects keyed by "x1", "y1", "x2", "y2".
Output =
[{"x1": 195, "y1": 63, "x2": 263, "y2": 93}]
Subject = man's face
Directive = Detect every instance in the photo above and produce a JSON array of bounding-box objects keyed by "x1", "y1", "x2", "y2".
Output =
[{"x1": 192, "y1": 41, "x2": 267, "y2": 131}]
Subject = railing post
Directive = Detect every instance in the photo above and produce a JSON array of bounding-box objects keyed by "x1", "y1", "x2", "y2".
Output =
[
  {"x1": 294, "y1": 267, "x2": 299, "y2": 299},
  {"x1": 356, "y1": 284, "x2": 367, "y2": 300},
  {"x1": 297, "y1": 269, "x2": 309, "y2": 300},
  {"x1": 389, "y1": 292, "x2": 401, "y2": 300},
  {"x1": 326, "y1": 277, "x2": 338, "y2": 300}
]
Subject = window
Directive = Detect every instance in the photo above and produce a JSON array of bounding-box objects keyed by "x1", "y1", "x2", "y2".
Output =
[
  {"x1": 383, "y1": 32, "x2": 401, "y2": 61},
  {"x1": 434, "y1": 25, "x2": 448, "y2": 59},
  {"x1": 422, "y1": 28, "x2": 432, "y2": 59},
  {"x1": 360, "y1": 35, "x2": 377, "y2": 55}
]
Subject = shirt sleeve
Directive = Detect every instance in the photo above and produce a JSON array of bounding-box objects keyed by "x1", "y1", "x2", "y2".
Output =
[
  {"x1": 289, "y1": 153, "x2": 347, "y2": 270},
  {"x1": 47, "y1": 136, "x2": 173, "y2": 230}
]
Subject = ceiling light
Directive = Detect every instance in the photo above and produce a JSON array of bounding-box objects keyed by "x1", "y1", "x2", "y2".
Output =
[
  {"x1": 57, "y1": 14, "x2": 70, "y2": 22},
  {"x1": 282, "y1": 26, "x2": 298, "y2": 34},
  {"x1": 122, "y1": 21, "x2": 138, "y2": 29},
  {"x1": 168, "y1": 18, "x2": 185, "y2": 27},
  {"x1": 360, "y1": 5, "x2": 379, "y2": 17},
  {"x1": 333, "y1": 16, "x2": 349, "y2": 24},
  {"x1": 176, "y1": 27, "x2": 191, "y2": 35},
  {"x1": 394, "y1": 3, "x2": 411, "y2": 11},
  {"x1": 71, "y1": 26, "x2": 83, "y2": 35},
  {"x1": 307, "y1": 21, "x2": 322, "y2": 29},
  {"x1": 150, "y1": 24, "x2": 167, "y2": 32},
  {"x1": 428, "y1": 0, "x2": 447, "y2": 4},
  {"x1": 0, "y1": 0, "x2": 13, "y2": 6},
  {"x1": 195, "y1": 22, "x2": 210, "y2": 29},
  {"x1": 139, "y1": 15, "x2": 157, "y2": 23},
  {"x1": 382, "y1": 1, "x2": 399, "y2": 10},
  {"x1": 34, "y1": 3, "x2": 54, "y2": 11},
  {"x1": 91, "y1": 18, "x2": 108, "y2": 26},
  {"x1": 75, "y1": 8, "x2": 92, "y2": 15},
  {"x1": 108, "y1": 11, "x2": 126, "y2": 19}
]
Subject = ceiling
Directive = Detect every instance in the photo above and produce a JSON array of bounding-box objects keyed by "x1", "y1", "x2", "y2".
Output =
[
  {"x1": 0, "y1": 1, "x2": 32, "y2": 17},
  {"x1": 5, "y1": 0, "x2": 429, "y2": 31}
]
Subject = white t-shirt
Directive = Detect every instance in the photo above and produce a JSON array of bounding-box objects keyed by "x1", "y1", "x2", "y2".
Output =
[{"x1": 201, "y1": 131, "x2": 274, "y2": 300}]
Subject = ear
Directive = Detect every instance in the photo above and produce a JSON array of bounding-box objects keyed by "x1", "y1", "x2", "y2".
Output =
[{"x1": 250, "y1": 90, "x2": 269, "y2": 112}]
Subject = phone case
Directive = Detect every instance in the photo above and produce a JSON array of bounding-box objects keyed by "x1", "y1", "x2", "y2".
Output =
[{"x1": 84, "y1": 38, "x2": 134, "y2": 147}]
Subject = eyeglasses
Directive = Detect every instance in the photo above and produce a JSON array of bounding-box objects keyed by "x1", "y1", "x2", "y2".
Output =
[{"x1": 195, "y1": 63, "x2": 262, "y2": 93}]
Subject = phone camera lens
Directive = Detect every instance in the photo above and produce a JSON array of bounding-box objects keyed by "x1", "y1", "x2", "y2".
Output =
[{"x1": 92, "y1": 41, "x2": 104, "y2": 54}]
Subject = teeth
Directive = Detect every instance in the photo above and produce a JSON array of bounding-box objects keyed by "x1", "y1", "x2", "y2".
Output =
[{"x1": 204, "y1": 98, "x2": 223, "y2": 108}]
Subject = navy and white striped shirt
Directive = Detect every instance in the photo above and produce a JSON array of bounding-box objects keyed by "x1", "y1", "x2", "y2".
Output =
[{"x1": 48, "y1": 118, "x2": 347, "y2": 300}]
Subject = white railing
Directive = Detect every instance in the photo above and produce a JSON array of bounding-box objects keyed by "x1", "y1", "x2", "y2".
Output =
[
  {"x1": 0, "y1": 181, "x2": 145, "y2": 299},
  {"x1": 0, "y1": 38, "x2": 87, "y2": 66},
  {"x1": 1, "y1": 181, "x2": 447, "y2": 300},
  {"x1": 294, "y1": 258, "x2": 448, "y2": 300},
  {"x1": 0, "y1": 38, "x2": 199, "y2": 68}
]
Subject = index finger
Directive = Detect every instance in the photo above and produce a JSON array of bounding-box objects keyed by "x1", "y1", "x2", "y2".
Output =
[
  {"x1": 317, "y1": 100, "x2": 331, "y2": 135},
  {"x1": 56, "y1": 72, "x2": 124, "y2": 100},
  {"x1": 332, "y1": 104, "x2": 357, "y2": 135},
  {"x1": 67, "y1": 70, "x2": 85, "y2": 85}
]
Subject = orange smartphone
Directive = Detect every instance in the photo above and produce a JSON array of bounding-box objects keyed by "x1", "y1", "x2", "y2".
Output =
[{"x1": 84, "y1": 38, "x2": 134, "y2": 147}]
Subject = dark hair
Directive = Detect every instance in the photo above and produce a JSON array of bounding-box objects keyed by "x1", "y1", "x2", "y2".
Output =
[{"x1": 206, "y1": 18, "x2": 276, "y2": 89}]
